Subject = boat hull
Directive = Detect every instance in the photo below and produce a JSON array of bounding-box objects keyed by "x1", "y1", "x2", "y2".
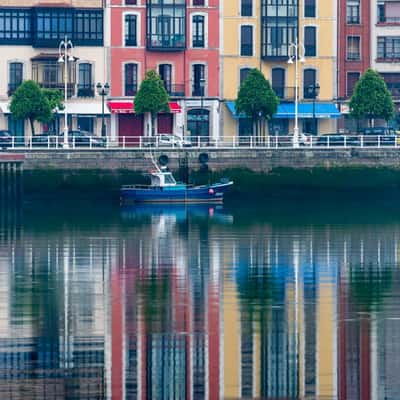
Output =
[{"x1": 120, "y1": 181, "x2": 233, "y2": 204}]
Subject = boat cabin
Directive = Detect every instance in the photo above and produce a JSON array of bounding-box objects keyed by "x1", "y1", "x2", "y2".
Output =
[{"x1": 149, "y1": 171, "x2": 177, "y2": 187}]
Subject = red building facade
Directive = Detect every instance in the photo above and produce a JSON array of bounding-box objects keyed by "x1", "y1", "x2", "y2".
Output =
[
  {"x1": 108, "y1": 0, "x2": 220, "y2": 142},
  {"x1": 337, "y1": 0, "x2": 371, "y2": 101}
]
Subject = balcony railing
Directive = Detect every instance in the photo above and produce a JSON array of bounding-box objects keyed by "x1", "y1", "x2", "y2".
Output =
[
  {"x1": 272, "y1": 86, "x2": 297, "y2": 101},
  {"x1": 36, "y1": 82, "x2": 75, "y2": 97},
  {"x1": 378, "y1": 16, "x2": 400, "y2": 24},
  {"x1": 77, "y1": 84, "x2": 95, "y2": 98},
  {"x1": 167, "y1": 84, "x2": 185, "y2": 97},
  {"x1": 146, "y1": 35, "x2": 186, "y2": 51},
  {"x1": 347, "y1": 52, "x2": 361, "y2": 60},
  {"x1": 125, "y1": 84, "x2": 138, "y2": 96}
]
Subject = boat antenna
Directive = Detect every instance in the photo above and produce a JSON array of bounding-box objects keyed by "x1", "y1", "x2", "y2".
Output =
[{"x1": 149, "y1": 151, "x2": 161, "y2": 173}]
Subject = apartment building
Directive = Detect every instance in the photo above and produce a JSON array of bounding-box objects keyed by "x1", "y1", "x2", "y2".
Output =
[
  {"x1": 107, "y1": 0, "x2": 221, "y2": 142},
  {"x1": 0, "y1": 0, "x2": 108, "y2": 142},
  {"x1": 222, "y1": 0, "x2": 340, "y2": 139}
]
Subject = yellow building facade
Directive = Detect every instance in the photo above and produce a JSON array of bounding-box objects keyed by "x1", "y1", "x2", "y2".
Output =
[{"x1": 221, "y1": 0, "x2": 338, "y2": 139}]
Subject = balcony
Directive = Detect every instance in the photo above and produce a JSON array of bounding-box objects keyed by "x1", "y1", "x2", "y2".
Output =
[
  {"x1": 36, "y1": 82, "x2": 75, "y2": 98},
  {"x1": 272, "y1": 87, "x2": 297, "y2": 101},
  {"x1": 125, "y1": 84, "x2": 138, "y2": 97},
  {"x1": 77, "y1": 84, "x2": 95, "y2": 98},
  {"x1": 167, "y1": 84, "x2": 185, "y2": 97},
  {"x1": 146, "y1": 35, "x2": 186, "y2": 51},
  {"x1": 347, "y1": 52, "x2": 361, "y2": 61}
]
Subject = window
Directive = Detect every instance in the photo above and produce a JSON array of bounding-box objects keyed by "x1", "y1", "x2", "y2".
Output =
[
  {"x1": 0, "y1": 9, "x2": 31, "y2": 44},
  {"x1": 346, "y1": 0, "x2": 360, "y2": 24},
  {"x1": 193, "y1": 0, "x2": 205, "y2": 5},
  {"x1": 146, "y1": 0, "x2": 186, "y2": 50},
  {"x1": 159, "y1": 64, "x2": 172, "y2": 94},
  {"x1": 261, "y1": 0, "x2": 298, "y2": 59},
  {"x1": 377, "y1": 36, "x2": 400, "y2": 59},
  {"x1": 77, "y1": 63, "x2": 93, "y2": 97},
  {"x1": 125, "y1": 14, "x2": 137, "y2": 46},
  {"x1": 240, "y1": 68, "x2": 251, "y2": 85},
  {"x1": 240, "y1": 25, "x2": 253, "y2": 56},
  {"x1": 346, "y1": 72, "x2": 360, "y2": 97},
  {"x1": 0, "y1": 7, "x2": 103, "y2": 46},
  {"x1": 304, "y1": 26, "x2": 316, "y2": 56},
  {"x1": 192, "y1": 64, "x2": 205, "y2": 96},
  {"x1": 272, "y1": 67, "x2": 285, "y2": 99},
  {"x1": 126, "y1": 0, "x2": 137, "y2": 4},
  {"x1": 187, "y1": 109, "x2": 209, "y2": 138},
  {"x1": 303, "y1": 119, "x2": 317, "y2": 135},
  {"x1": 9, "y1": 62, "x2": 23, "y2": 96},
  {"x1": 74, "y1": 10, "x2": 103, "y2": 45},
  {"x1": 303, "y1": 69, "x2": 316, "y2": 98},
  {"x1": 304, "y1": 0, "x2": 316, "y2": 17},
  {"x1": 381, "y1": 73, "x2": 400, "y2": 98},
  {"x1": 347, "y1": 36, "x2": 360, "y2": 60},
  {"x1": 77, "y1": 116, "x2": 94, "y2": 133},
  {"x1": 125, "y1": 63, "x2": 138, "y2": 96},
  {"x1": 192, "y1": 15, "x2": 205, "y2": 47},
  {"x1": 241, "y1": 0, "x2": 252, "y2": 17}
]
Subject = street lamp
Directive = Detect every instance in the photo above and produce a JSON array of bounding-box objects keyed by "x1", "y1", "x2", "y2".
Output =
[
  {"x1": 288, "y1": 39, "x2": 305, "y2": 148},
  {"x1": 96, "y1": 82, "x2": 110, "y2": 138},
  {"x1": 58, "y1": 36, "x2": 74, "y2": 149},
  {"x1": 307, "y1": 83, "x2": 320, "y2": 135},
  {"x1": 199, "y1": 77, "x2": 206, "y2": 136}
]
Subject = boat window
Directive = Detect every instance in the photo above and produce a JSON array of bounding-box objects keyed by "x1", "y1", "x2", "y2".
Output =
[{"x1": 164, "y1": 174, "x2": 176, "y2": 184}]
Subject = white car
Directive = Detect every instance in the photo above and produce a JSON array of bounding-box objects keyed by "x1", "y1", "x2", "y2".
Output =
[{"x1": 158, "y1": 134, "x2": 192, "y2": 147}]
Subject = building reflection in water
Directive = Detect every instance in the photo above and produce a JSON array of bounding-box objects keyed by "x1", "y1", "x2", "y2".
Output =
[{"x1": 0, "y1": 203, "x2": 399, "y2": 399}]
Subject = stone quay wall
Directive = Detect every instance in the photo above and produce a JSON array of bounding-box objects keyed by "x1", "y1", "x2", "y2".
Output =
[{"x1": 20, "y1": 148, "x2": 400, "y2": 172}]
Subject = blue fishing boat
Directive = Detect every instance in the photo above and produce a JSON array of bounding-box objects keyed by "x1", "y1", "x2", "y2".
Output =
[{"x1": 120, "y1": 166, "x2": 233, "y2": 205}]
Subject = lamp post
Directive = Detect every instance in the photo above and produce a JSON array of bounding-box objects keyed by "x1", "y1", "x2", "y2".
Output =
[
  {"x1": 96, "y1": 82, "x2": 110, "y2": 138},
  {"x1": 288, "y1": 38, "x2": 305, "y2": 148},
  {"x1": 58, "y1": 36, "x2": 74, "y2": 149},
  {"x1": 307, "y1": 83, "x2": 320, "y2": 135}
]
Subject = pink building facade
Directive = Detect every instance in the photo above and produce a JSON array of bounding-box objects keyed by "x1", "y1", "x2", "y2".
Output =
[{"x1": 108, "y1": 0, "x2": 221, "y2": 142}]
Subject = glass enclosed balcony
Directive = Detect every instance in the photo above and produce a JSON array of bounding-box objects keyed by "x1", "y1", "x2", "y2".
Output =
[{"x1": 146, "y1": 0, "x2": 186, "y2": 51}]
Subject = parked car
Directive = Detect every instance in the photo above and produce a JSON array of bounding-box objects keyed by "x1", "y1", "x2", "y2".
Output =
[
  {"x1": 360, "y1": 127, "x2": 396, "y2": 146},
  {"x1": 144, "y1": 134, "x2": 192, "y2": 148},
  {"x1": 0, "y1": 130, "x2": 12, "y2": 149},
  {"x1": 62, "y1": 130, "x2": 105, "y2": 147},
  {"x1": 317, "y1": 134, "x2": 360, "y2": 147},
  {"x1": 31, "y1": 131, "x2": 59, "y2": 147},
  {"x1": 158, "y1": 134, "x2": 192, "y2": 147}
]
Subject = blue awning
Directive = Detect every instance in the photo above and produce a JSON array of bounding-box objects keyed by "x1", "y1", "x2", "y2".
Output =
[{"x1": 225, "y1": 101, "x2": 341, "y2": 119}]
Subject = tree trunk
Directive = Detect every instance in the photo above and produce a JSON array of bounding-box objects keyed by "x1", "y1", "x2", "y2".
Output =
[
  {"x1": 29, "y1": 117, "x2": 35, "y2": 137},
  {"x1": 151, "y1": 113, "x2": 156, "y2": 136}
]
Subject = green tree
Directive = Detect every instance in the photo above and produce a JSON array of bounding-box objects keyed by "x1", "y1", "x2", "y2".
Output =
[
  {"x1": 349, "y1": 68, "x2": 394, "y2": 128},
  {"x1": 235, "y1": 68, "x2": 279, "y2": 138},
  {"x1": 134, "y1": 70, "x2": 170, "y2": 136},
  {"x1": 10, "y1": 80, "x2": 53, "y2": 136},
  {"x1": 42, "y1": 88, "x2": 64, "y2": 114}
]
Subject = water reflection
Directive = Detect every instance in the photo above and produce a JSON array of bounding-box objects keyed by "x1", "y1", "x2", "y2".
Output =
[{"x1": 0, "y1": 201, "x2": 399, "y2": 398}]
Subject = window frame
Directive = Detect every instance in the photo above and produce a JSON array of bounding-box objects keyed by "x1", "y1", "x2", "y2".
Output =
[
  {"x1": 8, "y1": 61, "x2": 24, "y2": 96},
  {"x1": 191, "y1": 13, "x2": 206, "y2": 48},
  {"x1": 124, "y1": 13, "x2": 139, "y2": 47},
  {"x1": 240, "y1": 24, "x2": 253, "y2": 57},
  {"x1": 304, "y1": 25, "x2": 317, "y2": 57},
  {"x1": 124, "y1": 62, "x2": 139, "y2": 96}
]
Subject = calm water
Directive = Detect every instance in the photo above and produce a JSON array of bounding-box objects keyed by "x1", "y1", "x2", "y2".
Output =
[{"x1": 0, "y1": 198, "x2": 399, "y2": 399}]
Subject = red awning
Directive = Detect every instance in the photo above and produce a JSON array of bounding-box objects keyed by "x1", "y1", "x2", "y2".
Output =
[
  {"x1": 107, "y1": 100, "x2": 181, "y2": 114},
  {"x1": 107, "y1": 101, "x2": 134, "y2": 114}
]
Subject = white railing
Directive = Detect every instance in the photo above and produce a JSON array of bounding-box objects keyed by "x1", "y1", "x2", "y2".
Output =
[{"x1": 2, "y1": 134, "x2": 400, "y2": 150}]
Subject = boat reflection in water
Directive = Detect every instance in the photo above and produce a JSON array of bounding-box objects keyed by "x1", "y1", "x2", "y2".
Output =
[{"x1": 120, "y1": 203, "x2": 234, "y2": 224}]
